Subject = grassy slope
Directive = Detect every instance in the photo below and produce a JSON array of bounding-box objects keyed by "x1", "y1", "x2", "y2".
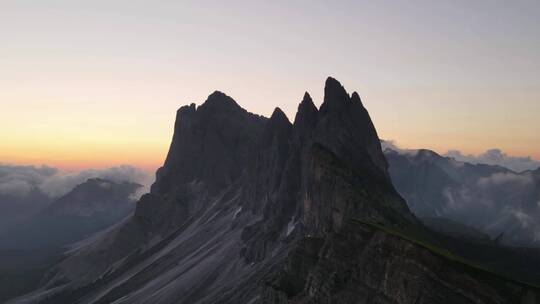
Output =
[{"x1": 351, "y1": 219, "x2": 540, "y2": 289}]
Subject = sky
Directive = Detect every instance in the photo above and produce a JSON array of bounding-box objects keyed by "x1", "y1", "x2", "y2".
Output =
[{"x1": 1, "y1": 0, "x2": 539, "y2": 171}]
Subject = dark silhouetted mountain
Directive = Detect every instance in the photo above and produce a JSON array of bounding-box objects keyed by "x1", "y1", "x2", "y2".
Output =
[
  {"x1": 11, "y1": 78, "x2": 539, "y2": 304},
  {"x1": 385, "y1": 148, "x2": 540, "y2": 247}
]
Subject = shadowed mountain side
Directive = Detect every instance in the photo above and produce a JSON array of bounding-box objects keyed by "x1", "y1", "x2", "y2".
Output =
[
  {"x1": 0, "y1": 178, "x2": 140, "y2": 251},
  {"x1": 0, "y1": 178, "x2": 140, "y2": 303},
  {"x1": 11, "y1": 78, "x2": 538, "y2": 304},
  {"x1": 385, "y1": 148, "x2": 540, "y2": 247}
]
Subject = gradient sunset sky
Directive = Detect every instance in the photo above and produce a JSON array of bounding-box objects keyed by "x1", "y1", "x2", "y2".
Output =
[{"x1": 1, "y1": 1, "x2": 539, "y2": 171}]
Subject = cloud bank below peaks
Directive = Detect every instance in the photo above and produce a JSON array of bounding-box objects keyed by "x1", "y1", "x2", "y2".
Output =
[
  {"x1": 445, "y1": 149, "x2": 540, "y2": 173},
  {"x1": 381, "y1": 140, "x2": 540, "y2": 173},
  {"x1": 0, "y1": 164, "x2": 153, "y2": 200}
]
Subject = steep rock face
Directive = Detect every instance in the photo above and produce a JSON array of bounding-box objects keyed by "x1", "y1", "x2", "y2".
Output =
[
  {"x1": 316, "y1": 79, "x2": 388, "y2": 180},
  {"x1": 155, "y1": 92, "x2": 266, "y2": 194},
  {"x1": 12, "y1": 78, "x2": 536, "y2": 304},
  {"x1": 240, "y1": 79, "x2": 412, "y2": 263},
  {"x1": 136, "y1": 91, "x2": 266, "y2": 233},
  {"x1": 271, "y1": 222, "x2": 523, "y2": 304},
  {"x1": 242, "y1": 107, "x2": 293, "y2": 213},
  {"x1": 297, "y1": 79, "x2": 412, "y2": 236}
]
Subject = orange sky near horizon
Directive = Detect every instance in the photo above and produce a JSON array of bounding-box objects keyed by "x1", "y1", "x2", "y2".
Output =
[
  {"x1": 2, "y1": 82, "x2": 539, "y2": 172},
  {"x1": 1, "y1": 1, "x2": 539, "y2": 171}
]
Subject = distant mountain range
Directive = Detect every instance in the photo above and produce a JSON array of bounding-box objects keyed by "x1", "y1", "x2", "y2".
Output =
[
  {"x1": 0, "y1": 178, "x2": 140, "y2": 251},
  {"x1": 385, "y1": 147, "x2": 540, "y2": 247},
  {"x1": 0, "y1": 178, "x2": 140, "y2": 303},
  {"x1": 11, "y1": 78, "x2": 539, "y2": 304}
]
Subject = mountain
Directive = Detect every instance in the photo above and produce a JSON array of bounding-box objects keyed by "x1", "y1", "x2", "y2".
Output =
[
  {"x1": 420, "y1": 217, "x2": 491, "y2": 243},
  {"x1": 12, "y1": 78, "x2": 538, "y2": 304},
  {"x1": 0, "y1": 178, "x2": 140, "y2": 302},
  {"x1": 0, "y1": 165, "x2": 54, "y2": 228},
  {"x1": 385, "y1": 148, "x2": 540, "y2": 246},
  {"x1": 0, "y1": 178, "x2": 141, "y2": 250},
  {"x1": 0, "y1": 189, "x2": 51, "y2": 232}
]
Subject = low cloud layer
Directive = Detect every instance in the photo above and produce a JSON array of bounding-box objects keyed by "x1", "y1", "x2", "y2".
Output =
[
  {"x1": 0, "y1": 164, "x2": 153, "y2": 200},
  {"x1": 386, "y1": 141, "x2": 540, "y2": 246},
  {"x1": 431, "y1": 171, "x2": 539, "y2": 245},
  {"x1": 381, "y1": 140, "x2": 540, "y2": 173},
  {"x1": 0, "y1": 165, "x2": 57, "y2": 198},
  {"x1": 446, "y1": 149, "x2": 540, "y2": 173}
]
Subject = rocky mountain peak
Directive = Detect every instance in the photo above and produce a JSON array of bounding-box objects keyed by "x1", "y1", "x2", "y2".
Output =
[
  {"x1": 301, "y1": 91, "x2": 313, "y2": 103},
  {"x1": 319, "y1": 76, "x2": 349, "y2": 114},
  {"x1": 176, "y1": 103, "x2": 196, "y2": 117},
  {"x1": 268, "y1": 107, "x2": 290, "y2": 125},
  {"x1": 66, "y1": 178, "x2": 139, "y2": 197},
  {"x1": 36, "y1": 178, "x2": 135, "y2": 220},
  {"x1": 350, "y1": 91, "x2": 362, "y2": 105},
  {"x1": 19, "y1": 77, "x2": 534, "y2": 304},
  {"x1": 198, "y1": 90, "x2": 242, "y2": 112},
  {"x1": 292, "y1": 92, "x2": 318, "y2": 140},
  {"x1": 411, "y1": 149, "x2": 449, "y2": 165},
  {"x1": 261, "y1": 107, "x2": 292, "y2": 146},
  {"x1": 294, "y1": 92, "x2": 317, "y2": 123}
]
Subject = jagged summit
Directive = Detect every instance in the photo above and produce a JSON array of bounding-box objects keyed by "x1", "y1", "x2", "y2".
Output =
[
  {"x1": 351, "y1": 91, "x2": 363, "y2": 105},
  {"x1": 320, "y1": 76, "x2": 350, "y2": 114},
  {"x1": 324, "y1": 76, "x2": 347, "y2": 95},
  {"x1": 13, "y1": 77, "x2": 528, "y2": 304},
  {"x1": 293, "y1": 91, "x2": 318, "y2": 138},
  {"x1": 261, "y1": 107, "x2": 292, "y2": 147},
  {"x1": 302, "y1": 91, "x2": 312, "y2": 102},
  {"x1": 199, "y1": 90, "x2": 242, "y2": 111},
  {"x1": 296, "y1": 91, "x2": 316, "y2": 115},
  {"x1": 268, "y1": 107, "x2": 290, "y2": 124}
]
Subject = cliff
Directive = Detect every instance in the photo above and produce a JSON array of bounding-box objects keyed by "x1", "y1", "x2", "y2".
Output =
[{"x1": 11, "y1": 78, "x2": 538, "y2": 304}]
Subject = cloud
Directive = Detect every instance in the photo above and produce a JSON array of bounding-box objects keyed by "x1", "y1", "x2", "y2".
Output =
[
  {"x1": 0, "y1": 165, "x2": 58, "y2": 197},
  {"x1": 384, "y1": 141, "x2": 540, "y2": 245},
  {"x1": 509, "y1": 208, "x2": 534, "y2": 229},
  {"x1": 477, "y1": 172, "x2": 534, "y2": 188},
  {"x1": 436, "y1": 170, "x2": 540, "y2": 244},
  {"x1": 0, "y1": 180, "x2": 34, "y2": 198},
  {"x1": 0, "y1": 164, "x2": 153, "y2": 200},
  {"x1": 381, "y1": 141, "x2": 540, "y2": 172},
  {"x1": 39, "y1": 165, "x2": 153, "y2": 198},
  {"x1": 445, "y1": 149, "x2": 540, "y2": 173}
]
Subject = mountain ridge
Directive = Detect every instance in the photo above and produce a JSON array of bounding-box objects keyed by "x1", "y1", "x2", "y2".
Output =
[
  {"x1": 385, "y1": 146, "x2": 540, "y2": 247},
  {"x1": 0, "y1": 178, "x2": 140, "y2": 251},
  {"x1": 11, "y1": 78, "x2": 536, "y2": 304}
]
